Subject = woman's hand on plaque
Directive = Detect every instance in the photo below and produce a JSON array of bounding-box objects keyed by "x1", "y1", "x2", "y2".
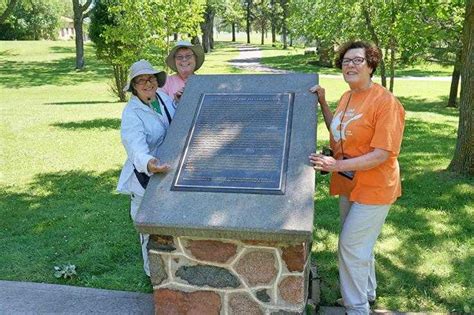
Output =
[{"x1": 147, "y1": 158, "x2": 171, "y2": 174}]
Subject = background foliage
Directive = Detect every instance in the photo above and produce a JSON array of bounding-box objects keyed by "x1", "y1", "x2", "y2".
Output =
[{"x1": 0, "y1": 0, "x2": 65, "y2": 40}]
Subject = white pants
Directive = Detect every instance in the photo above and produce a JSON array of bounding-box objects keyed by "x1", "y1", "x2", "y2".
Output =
[
  {"x1": 130, "y1": 194, "x2": 150, "y2": 276},
  {"x1": 338, "y1": 196, "x2": 390, "y2": 314}
]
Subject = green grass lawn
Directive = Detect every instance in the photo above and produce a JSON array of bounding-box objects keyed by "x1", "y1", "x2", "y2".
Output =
[{"x1": 0, "y1": 40, "x2": 472, "y2": 312}]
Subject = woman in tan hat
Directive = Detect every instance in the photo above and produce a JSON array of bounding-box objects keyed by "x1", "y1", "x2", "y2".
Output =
[
  {"x1": 161, "y1": 40, "x2": 205, "y2": 102},
  {"x1": 117, "y1": 59, "x2": 176, "y2": 276}
]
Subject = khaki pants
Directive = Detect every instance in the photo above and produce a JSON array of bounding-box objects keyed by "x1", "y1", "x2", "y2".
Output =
[
  {"x1": 338, "y1": 196, "x2": 390, "y2": 314},
  {"x1": 131, "y1": 194, "x2": 150, "y2": 277}
]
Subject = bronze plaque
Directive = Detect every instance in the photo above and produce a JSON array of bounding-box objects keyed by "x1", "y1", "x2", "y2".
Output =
[{"x1": 172, "y1": 93, "x2": 294, "y2": 194}]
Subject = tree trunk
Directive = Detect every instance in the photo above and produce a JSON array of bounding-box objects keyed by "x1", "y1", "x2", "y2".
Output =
[
  {"x1": 231, "y1": 23, "x2": 236, "y2": 42},
  {"x1": 0, "y1": 0, "x2": 18, "y2": 25},
  {"x1": 362, "y1": 5, "x2": 387, "y2": 87},
  {"x1": 448, "y1": 49, "x2": 462, "y2": 107},
  {"x1": 191, "y1": 36, "x2": 200, "y2": 45},
  {"x1": 201, "y1": 8, "x2": 214, "y2": 53},
  {"x1": 389, "y1": 39, "x2": 395, "y2": 92},
  {"x1": 261, "y1": 24, "x2": 264, "y2": 45},
  {"x1": 210, "y1": 12, "x2": 214, "y2": 50},
  {"x1": 281, "y1": 0, "x2": 288, "y2": 49},
  {"x1": 379, "y1": 58, "x2": 387, "y2": 87},
  {"x1": 73, "y1": 16, "x2": 84, "y2": 69},
  {"x1": 388, "y1": 3, "x2": 396, "y2": 92},
  {"x1": 112, "y1": 64, "x2": 127, "y2": 102},
  {"x1": 448, "y1": 0, "x2": 473, "y2": 176},
  {"x1": 246, "y1": 0, "x2": 251, "y2": 44},
  {"x1": 271, "y1": 0, "x2": 276, "y2": 47},
  {"x1": 318, "y1": 43, "x2": 333, "y2": 67},
  {"x1": 72, "y1": 0, "x2": 92, "y2": 70},
  {"x1": 173, "y1": 33, "x2": 178, "y2": 41}
]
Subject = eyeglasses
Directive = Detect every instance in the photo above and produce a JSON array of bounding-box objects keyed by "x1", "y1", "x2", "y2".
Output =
[
  {"x1": 175, "y1": 54, "x2": 194, "y2": 61},
  {"x1": 342, "y1": 57, "x2": 366, "y2": 66},
  {"x1": 134, "y1": 77, "x2": 157, "y2": 86}
]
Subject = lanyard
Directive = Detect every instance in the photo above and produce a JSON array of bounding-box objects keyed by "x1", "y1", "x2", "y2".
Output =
[{"x1": 339, "y1": 93, "x2": 352, "y2": 157}]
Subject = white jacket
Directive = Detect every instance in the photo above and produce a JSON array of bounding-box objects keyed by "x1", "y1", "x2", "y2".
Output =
[{"x1": 116, "y1": 91, "x2": 176, "y2": 196}]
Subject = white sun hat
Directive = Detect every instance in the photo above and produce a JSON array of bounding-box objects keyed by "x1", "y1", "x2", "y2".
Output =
[{"x1": 123, "y1": 59, "x2": 167, "y2": 92}]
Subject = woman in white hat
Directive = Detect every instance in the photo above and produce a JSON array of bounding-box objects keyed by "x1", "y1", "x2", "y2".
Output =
[
  {"x1": 161, "y1": 40, "x2": 205, "y2": 102},
  {"x1": 117, "y1": 59, "x2": 176, "y2": 276}
]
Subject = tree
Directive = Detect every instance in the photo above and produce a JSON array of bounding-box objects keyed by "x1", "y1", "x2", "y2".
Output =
[
  {"x1": 253, "y1": 0, "x2": 271, "y2": 45},
  {"x1": 448, "y1": 0, "x2": 473, "y2": 176},
  {"x1": 289, "y1": 0, "x2": 438, "y2": 91},
  {"x1": 201, "y1": 0, "x2": 222, "y2": 53},
  {"x1": 161, "y1": 0, "x2": 205, "y2": 51},
  {"x1": 72, "y1": 0, "x2": 93, "y2": 70},
  {"x1": 288, "y1": 0, "x2": 358, "y2": 66},
  {"x1": 410, "y1": 1, "x2": 465, "y2": 107},
  {"x1": 279, "y1": 0, "x2": 288, "y2": 49},
  {"x1": 448, "y1": 49, "x2": 462, "y2": 107},
  {"x1": 245, "y1": 0, "x2": 252, "y2": 44},
  {"x1": 90, "y1": 0, "x2": 204, "y2": 101},
  {"x1": 89, "y1": 0, "x2": 128, "y2": 101},
  {"x1": 220, "y1": 0, "x2": 244, "y2": 42},
  {"x1": 0, "y1": 0, "x2": 62, "y2": 40},
  {"x1": 0, "y1": 0, "x2": 18, "y2": 24},
  {"x1": 270, "y1": 0, "x2": 280, "y2": 46},
  {"x1": 428, "y1": 2, "x2": 464, "y2": 107}
]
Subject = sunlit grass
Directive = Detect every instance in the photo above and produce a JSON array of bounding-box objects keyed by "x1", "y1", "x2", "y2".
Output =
[
  {"x1": 0, "y1": 40, "x2": 472, "y2": 312},
  {"x1": 198, "y1": 41, "x2": 243, "y2": 74}
]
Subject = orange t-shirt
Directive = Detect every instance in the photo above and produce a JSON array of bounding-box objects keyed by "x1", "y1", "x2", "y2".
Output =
[{"x1": 329, "y1": 83, "x2": 405, "y2": 205}]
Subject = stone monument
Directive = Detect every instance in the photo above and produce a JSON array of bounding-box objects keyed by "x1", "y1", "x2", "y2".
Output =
[{"x1": 135, "y1": 74, "x2": 318, "y2": 314}]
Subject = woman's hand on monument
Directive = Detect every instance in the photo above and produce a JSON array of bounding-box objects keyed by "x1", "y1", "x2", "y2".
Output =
[
  {"x1": 147, "y1": 158, "x2": 171, "y2": 174},
  {"x1": 309, "y1": 84, "x2": 327, "y2": 107},
  {"x1": 309, "y1": 153, "x2": 337, "y2": 172},
  {"x1": 175, "y1": 87, "x2": 184, "y2": 102}
]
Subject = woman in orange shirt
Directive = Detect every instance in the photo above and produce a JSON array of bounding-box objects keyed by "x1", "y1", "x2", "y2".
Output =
[{"x1": 309, "y1": 41, "x2": 405, "y2": 314}]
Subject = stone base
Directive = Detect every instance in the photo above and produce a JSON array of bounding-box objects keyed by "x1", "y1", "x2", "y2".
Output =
[{"x1": 148, "y1": 235, "x2": 312, "y2": 314}]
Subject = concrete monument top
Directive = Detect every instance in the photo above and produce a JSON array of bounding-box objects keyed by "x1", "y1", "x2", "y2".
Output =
[{"x1": 135, "y1": 74, "x2": 318, "y2": 242}]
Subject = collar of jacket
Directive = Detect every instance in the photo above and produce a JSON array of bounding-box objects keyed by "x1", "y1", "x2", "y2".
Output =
[{"x1": 129, "y1": 95, "x2": 154, "y2": 112}]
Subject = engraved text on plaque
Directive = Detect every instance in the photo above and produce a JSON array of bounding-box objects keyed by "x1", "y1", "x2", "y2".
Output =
[{"x1": 172, "y1": 93, "x2": 293, "y2": 194}]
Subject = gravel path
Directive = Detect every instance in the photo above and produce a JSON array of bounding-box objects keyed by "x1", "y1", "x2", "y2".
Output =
[
  {"x1": 229, "y1": 45, "x2": 290, "y2": 74},
  {"x1": 229, "y1": 45, "x2": 451, "y2": 81}
]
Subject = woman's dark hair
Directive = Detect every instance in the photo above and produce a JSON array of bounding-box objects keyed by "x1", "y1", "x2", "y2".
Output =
[
  {"x1": 130, "y1": 73, "x2": 160, "y2": 96},
  {"x1": 131, "y1": 85, "x2": 138, "y2": 96},
  {"x1": 334, "y1": 40, "x2": 382, "y2": 77}
]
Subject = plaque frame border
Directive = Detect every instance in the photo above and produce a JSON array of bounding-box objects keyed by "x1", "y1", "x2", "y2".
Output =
[{"x1": 171, "y1": 92, "x2": 294, "y2": 195}]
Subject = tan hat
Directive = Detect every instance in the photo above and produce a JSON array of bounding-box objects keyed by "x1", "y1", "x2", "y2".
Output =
[
  {"x1": 123, "y1": 59, "x2": 167, "y2": 92},
  {"x1": 166, "y1": 40, "x2": 205, "y2": 73}
]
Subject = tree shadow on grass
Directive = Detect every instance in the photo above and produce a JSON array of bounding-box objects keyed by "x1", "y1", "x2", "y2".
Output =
[
  {"x1": 260, "y1": 53, "x2": 340, "y2": 75},
  {"x1": 0, "y1": 46, "x2": 111, "y2": 88},
  {"x1": 0, "y1": 49, "x2": 19, "y2": 58},
  {"x1": 400, "y1": 119, "x2": 457, "y2": 170},
  {"x1": 45, "y1": 101, "x2": 121, "y2": 106},
  {"x1": 400, "y1": 96, "x2": 459, "y2": 118},
  {"x1": 51, "y1": 118, "x2": 121, "y2": 130},
  {"x1": 395, "y1": 68, "x2": 452, "y2": 78},
  {"x1": 377, "y1": 168, "x2": 473, "y2": 311},
  {"x1": 0, "y1": 169, "x2": 152, "y2": 293},
  {"x1": 311, "y1": 95, "x2": 471, "y2": 310},
  {"x1": 49, "y1": 46, "x2": 77, "y2": 54}
]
